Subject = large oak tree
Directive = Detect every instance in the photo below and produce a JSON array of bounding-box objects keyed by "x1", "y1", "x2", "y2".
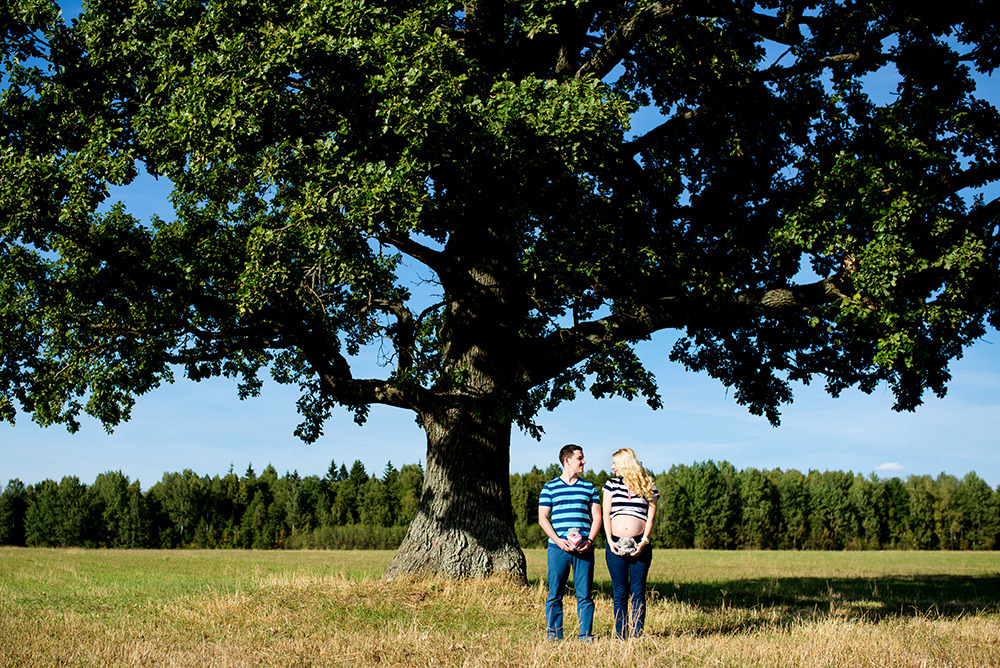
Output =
[{"x1": 2, "y1": 0, "x2": 998, "y2": 581}]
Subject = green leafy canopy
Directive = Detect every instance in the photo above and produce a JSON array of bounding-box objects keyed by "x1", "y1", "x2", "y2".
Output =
[{"x1": 2, "y1": 0, "x2": 998, "y2": 440}]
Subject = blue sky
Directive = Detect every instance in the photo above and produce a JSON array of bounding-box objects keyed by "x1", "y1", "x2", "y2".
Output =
[
  {"x1": 3, "y1": 323, "x2": 999, "y2": 488},
  {"x1": 2, "y1": 3, "x2": 999, "y2": 490}
]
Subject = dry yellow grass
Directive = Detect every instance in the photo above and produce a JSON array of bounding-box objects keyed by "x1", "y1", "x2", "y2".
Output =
[{"x1": 2, "y1": 547, "x2": 998, "y2": 666}]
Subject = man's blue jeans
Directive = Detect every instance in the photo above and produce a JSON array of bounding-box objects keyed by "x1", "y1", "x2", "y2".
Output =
[
  {"x1": 546, "y1": 543, "x2": 595, "y2": 640},
  {"x1": 605, "y1": 538, "x2": 652, "y2": 638}
]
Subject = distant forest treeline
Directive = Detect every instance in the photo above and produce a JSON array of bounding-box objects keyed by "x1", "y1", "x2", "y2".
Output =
[{"x1": 1, "y1": 461, "x2": 998, "y2": 550}]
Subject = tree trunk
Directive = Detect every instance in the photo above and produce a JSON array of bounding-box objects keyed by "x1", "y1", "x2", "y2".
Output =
[
  {"x1": 384, "y1": 219, "x2": 528, "y2": 582},
  {"x1": 384, "y1": 399, "x2": 528, "y2": 583}
]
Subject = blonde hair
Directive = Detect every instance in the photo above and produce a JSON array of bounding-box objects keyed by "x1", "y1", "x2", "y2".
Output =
[{"x1": 612, "y1": 448, "x2": 655, "y2": 501}]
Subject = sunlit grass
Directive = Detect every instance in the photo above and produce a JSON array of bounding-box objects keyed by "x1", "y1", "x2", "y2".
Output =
[{"x1": 2, "y1": 548, "x2": 998, "y2": 666}]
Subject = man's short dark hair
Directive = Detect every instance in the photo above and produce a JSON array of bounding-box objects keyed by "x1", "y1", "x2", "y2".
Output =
[{"x1": 559, "y1": 444, "x2": 583, "y2": 466}]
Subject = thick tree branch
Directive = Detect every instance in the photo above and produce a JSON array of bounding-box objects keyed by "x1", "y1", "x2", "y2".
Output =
[
  {"x1": 575, "y1": 0, "x2": 685, "y2": 81},
  {"x1": 553, "y1": 1, "x2": 596, "y2": 77},
  {"x1": 379, "y1": 231, "x2": 450, "y2": 275},
  {"x1": 364, "y1": 298, "x2": 417, "y2": 373},
  {"x1": 945, "y1": 163, "x2": 1000, "y2": 193},
  {"x1": 573, "y1": 0, "x2": 820, "y2": 82},
  {"x1": 624, "y1": 49, "x2": 882, "y2": 158},
  {"x1": 778, "y1": 0, "x2": 809, "y2": 42},
  {"x1": 971, "y1": 195, "x2": 1000, "y2": 233},
  {"x1": 624, "y1": 108, "x2": 699, "y2": 156},
  {"x1": 520, "y1": 274, "x2": 848, "y2": 387},
  {"x1": 464, "y1": 0, "x2": 507, "y2": 69},
  {"x1": 736, "y1": 275, "x2": 850, "y2": 311},
  {"x1": 298, "y1": 325, "x2": 424, "y2": 412},
  {"x1": 757, "y1": 51, "x2": 875, "y2": 82}
]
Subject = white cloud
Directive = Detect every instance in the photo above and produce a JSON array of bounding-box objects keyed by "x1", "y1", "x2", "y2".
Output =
[{"x1": 876, "y1": 462, "x2": 905, "y2": 472}]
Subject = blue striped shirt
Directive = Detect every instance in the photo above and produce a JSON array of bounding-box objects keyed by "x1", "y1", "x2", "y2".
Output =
[{"x1": 539, "y1": 477, "x2": 599, "y2": 544}]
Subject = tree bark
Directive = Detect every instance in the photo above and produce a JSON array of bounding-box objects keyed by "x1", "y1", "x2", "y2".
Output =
[
  {"x1": 384, "y1": 398, "x2": 528, "y2": 583},
  {"x1": 383, "y1": 216, "x2": 530, "y2": 582}
]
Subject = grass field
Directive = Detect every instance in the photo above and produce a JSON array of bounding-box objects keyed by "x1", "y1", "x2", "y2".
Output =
[{"x1": 2, "y1": 547, "x2": 999, "y2": 666}]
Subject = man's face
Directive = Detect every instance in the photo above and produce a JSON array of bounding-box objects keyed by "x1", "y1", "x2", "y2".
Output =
[{"x1": 564, "y1": 449, "x2": 586, "y2": 474}]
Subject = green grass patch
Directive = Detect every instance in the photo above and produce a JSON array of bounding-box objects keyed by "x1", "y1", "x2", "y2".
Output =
[{"x1": 2, "y1": 548, "x2": 999, "y2": 667}]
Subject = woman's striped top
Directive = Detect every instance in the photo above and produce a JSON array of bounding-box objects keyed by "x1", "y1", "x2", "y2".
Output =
[{"x1": 603, "y1": 476, "x2": 659, "y2": 521}]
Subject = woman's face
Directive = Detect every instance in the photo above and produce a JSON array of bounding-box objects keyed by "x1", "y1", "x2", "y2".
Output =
[{"x1": 611, "y1": 459, "x2": 619, "y2": 476}]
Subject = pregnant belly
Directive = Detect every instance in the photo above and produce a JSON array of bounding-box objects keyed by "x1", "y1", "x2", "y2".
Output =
[{"x1": 611, "y1": 515, "x2": 645, "y2": 537}]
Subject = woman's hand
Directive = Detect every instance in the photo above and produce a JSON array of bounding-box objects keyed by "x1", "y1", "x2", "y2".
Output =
[{"x1": 633, "y1": 537, "x2": 650, "y2": 554}]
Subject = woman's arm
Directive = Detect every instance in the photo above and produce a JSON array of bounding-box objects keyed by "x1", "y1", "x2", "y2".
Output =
[
  {"x1": 635, "y1": 498, "x2": 656, "y2": 554},
  {"x1": 602, "y1": 489, "x2": 619, "y2": 555}
]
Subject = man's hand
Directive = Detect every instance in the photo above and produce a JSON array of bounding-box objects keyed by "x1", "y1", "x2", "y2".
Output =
[{"x1": 555, "y1": 537, "x2": 575, "y2": 552}]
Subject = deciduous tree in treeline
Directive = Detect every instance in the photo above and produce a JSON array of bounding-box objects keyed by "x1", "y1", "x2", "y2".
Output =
[{"x1": 3, "y1": 0, "x2": 998, "y2": 580}]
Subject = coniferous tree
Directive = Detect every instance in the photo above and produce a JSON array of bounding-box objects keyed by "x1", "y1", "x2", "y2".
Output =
[
  {"x1": 905, "y1": 475, "x2": 937, "y2": 549},
  {"x1": 656, "y1": 466, "x2": 695, "y2": 549},
  {"x1": 773, "y1": 469, "x2": 810, "y2": 550},
  {"x1": 956, "y1": 472, "x2": 1000, "y2": 550},
  {"x1": 0, "y1": 479, "x2": 28, "y2": 546},
  {"x1": 380, "y1": 462, "x2": 400, "y2": 528},
  {"x1": 739, "y1": 467, "x2": 781, "y2": 549},
  {"x1": 90, "y1": 470, "x2": 133, "y2": 547},
  {"x1": 807, "y1": 470, "x2": 858, "y2": 549},
  {"x1": 510, "y1": 466, "x2": 546, "y2": 547},
  {"x1": 882, "y1": 477, "x2": 911, "y2": 549},
  {"x1": 121, "y1": 480, "x2": 150, "y2": 548},
  {"x1": 24, "y1": 479, "x2": 60, "y2": 547},
  {"x1": 848, "y1": 475, "x2": 886, "y2": 549},
  {"x1": 395, "y1": 464, "x2": 424, "y2": 527},
  {"x1": 55, "y1": 476, "x2": 93, "y2": 547},
  {"x1": 691, "y1": 461, "x2": 740, "y2": 549},
  {"x1": 330, "y1": 467, "x2": 359, "y2": 526},
  {"x1": 934, "y1": 473, "x2": 962, "y2": 550},
  {"x1": 297, "y1": 475, "x2": 325, "y2": 534},
  {"x1": 358, "y1": 477, "x2": 390, "y2": 527}
]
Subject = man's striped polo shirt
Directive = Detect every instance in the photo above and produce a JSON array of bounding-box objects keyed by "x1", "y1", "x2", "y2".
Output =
[{"x1": 538, "y1": 477, "x2": 599, "y2": 544}]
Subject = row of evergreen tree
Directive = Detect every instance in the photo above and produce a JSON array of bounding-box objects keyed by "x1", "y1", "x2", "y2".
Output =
[
  {"x1": 510, "y1": 463, "x2": 1000, "y2": 550},
  {"x1": 2, "y1": 460, "x2": 998, "y2": 550},
  {"x1": 0, "y1": 461, "x2": 422, "y2": 549}
]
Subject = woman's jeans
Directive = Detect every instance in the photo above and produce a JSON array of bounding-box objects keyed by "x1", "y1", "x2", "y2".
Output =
[
  {"x1": 605, "y1": 537, "x2": 653, "y2": 638},
  {"x1": 546, "y1": 543, "x2": 595, "y2": 640}
]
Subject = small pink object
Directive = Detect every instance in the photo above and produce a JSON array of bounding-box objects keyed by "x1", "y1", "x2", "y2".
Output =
[{"x1": 566, "y1": 527, "x2": 582, "y2": 547}]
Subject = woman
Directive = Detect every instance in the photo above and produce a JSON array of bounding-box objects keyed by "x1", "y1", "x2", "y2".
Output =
[{"x1": 602, "y1": 447, "x2": 659, "y2": 639}]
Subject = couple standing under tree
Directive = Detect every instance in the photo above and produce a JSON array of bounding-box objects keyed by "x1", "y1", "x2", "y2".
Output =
[{"x1": 538, "y1": 444, "x2": 659, "y2": 640}]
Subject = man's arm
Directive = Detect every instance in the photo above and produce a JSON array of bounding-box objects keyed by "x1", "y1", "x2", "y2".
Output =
[
  {"x1": 538, "y1": 505, "x2": 573, "y2": 551},
  {"x1": 588, "y1": 501, "x2": 603, "y2": 545}
]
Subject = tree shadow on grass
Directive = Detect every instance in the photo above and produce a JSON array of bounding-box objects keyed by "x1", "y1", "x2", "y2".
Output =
[{"x1": 591, "y1": 574, "x2": 1000, "y2": 635}]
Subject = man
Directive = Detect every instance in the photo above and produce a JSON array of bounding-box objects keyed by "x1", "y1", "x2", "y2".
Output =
[{"x1": 538, "y1": 443, "x2": 602, "y2": 640}]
